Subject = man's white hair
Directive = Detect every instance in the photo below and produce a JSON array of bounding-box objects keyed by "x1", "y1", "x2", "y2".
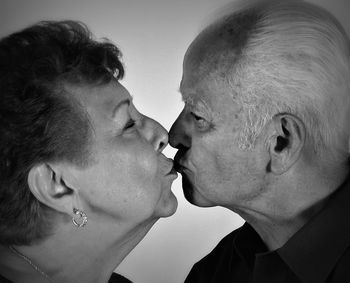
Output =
[{"x1": 204, "y1": 0, "x2": 350, "y2": 161}]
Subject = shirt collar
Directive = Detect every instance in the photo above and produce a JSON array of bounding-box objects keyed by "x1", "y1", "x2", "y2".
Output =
[
  {"x1": 234, "y1": 223, "x2": 268, "y2": 269},
  {"x1": 277, "y1": 178, "x2": 350, "y2": 283}
]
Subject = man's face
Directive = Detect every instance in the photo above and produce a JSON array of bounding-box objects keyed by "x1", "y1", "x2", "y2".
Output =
[{"x1": 169, "y1": 53, "x2": 267, "y2": 210}]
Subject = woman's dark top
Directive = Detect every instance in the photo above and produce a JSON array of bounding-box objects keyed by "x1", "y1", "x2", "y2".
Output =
[{"x1": 0, "y1": 272, "x2": 132, "y2": 283}]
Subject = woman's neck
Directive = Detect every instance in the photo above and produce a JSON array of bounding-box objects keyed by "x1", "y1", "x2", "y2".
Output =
[{"x1": 0, "y1": 219, "x2": 157, "y2": 283}]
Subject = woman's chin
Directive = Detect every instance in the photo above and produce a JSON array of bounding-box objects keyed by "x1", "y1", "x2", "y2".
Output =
[{"x1": 156, "y1": 194, "x2": 178, "y2": 218}]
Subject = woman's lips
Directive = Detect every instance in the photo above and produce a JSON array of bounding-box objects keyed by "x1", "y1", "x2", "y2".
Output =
[
  {"x1": 168, "y1": 166, "x2": 178, "y2": 176},
  {"x1": 165, "y1": 159, "x2": 178, "y2": 178}
]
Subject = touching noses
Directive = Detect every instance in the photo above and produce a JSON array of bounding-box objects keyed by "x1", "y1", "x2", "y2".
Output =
[
  {"x1": 144, "y1": 116, "x2": 168, "y2": 153},
  {"x1": 169, "y1": 110, "x2": 191, "y2": 150}
]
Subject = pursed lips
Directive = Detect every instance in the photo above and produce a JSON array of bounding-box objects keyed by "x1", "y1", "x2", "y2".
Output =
[
  {"x1": 174, "y1": 153, "x2": 189, "y2": 174},
  {"x1": 165, "y1": 158, "x2": 178, "y2": 176},
  {"x1": 173, "y1": 160, "x2": 185, "y2": 173}
]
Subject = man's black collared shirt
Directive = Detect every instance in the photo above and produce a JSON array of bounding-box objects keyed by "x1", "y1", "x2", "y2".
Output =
[
  {"x1": 185, "y1": 180, "x2": 350, "y2": 283},
  {"x1": 0, "y1": 273, "x2": 132, "y2": 283}
]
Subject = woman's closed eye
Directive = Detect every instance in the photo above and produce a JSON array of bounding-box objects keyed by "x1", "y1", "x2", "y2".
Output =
[{"x1": 124, "y1": 119, "x2": 136, "y2": 131}]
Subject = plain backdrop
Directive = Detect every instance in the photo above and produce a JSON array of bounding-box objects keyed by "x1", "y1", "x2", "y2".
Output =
[{"x1": 1, "y1": 1, "x2": 349, "y2": 282}]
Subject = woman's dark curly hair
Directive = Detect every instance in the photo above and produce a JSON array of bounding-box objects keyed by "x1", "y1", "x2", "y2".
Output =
[{"x1": 0, "y1": 20, "x2": 124, "y2": 245}]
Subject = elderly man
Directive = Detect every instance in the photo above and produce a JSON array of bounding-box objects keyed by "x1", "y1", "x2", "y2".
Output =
[{"x1": 169, "y1": 0, "x2": 350, "y2": 282}]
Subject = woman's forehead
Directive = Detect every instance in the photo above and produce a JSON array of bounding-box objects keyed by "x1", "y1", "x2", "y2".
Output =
[{"x1": 66, "y1": 81, "x2": 132, "y2": 113}]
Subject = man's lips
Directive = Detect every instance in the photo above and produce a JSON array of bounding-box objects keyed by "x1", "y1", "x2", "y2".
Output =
[
  {"x1": 174, "y1": 150, "x2": 190, "y2": 174},
  {"x1": 173, "y1": 159, "x2": 187, "y2": 174}
]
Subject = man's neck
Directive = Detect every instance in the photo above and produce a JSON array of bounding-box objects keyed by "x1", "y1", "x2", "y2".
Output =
[
  {"x1": 247, "y1": 197, "x2": 328, "y2": 251},
  {"x1": 237, "y1": 166, "x2": 348, "y2": 251}
]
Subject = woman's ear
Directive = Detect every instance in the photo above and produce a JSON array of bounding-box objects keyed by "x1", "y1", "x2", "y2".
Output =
[
  {"x1": 27, "y1": 163, "x2": 75, "y2": 215},
  {"x1": 267, "y1": 113, "x2": 305, "y2": 175}
]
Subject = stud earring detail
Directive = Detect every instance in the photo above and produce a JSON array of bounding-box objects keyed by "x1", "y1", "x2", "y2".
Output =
[{"x1": 72, "y1": 208, "x2": 88, "y2": 227}]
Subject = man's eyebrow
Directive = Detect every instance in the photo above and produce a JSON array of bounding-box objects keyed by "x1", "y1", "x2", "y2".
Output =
[
  {"x1": 178, "y1": 82, "x2": 189, "y2": 101},
  {"x1": 177, "y1": 86, "x2": 184, "y2": 101},
  {"x1": 178, "y1": 81, "x2": 183, "y2": 92},
  {"x1": 182, "y1": 96, "x2": 196, "y2": 108},
  {"x1": 178, "y1": 86, "x2": 192, "y2": 104},
  {"x1": 112, "y1": 97, "x2": 133, "y2": 118}
]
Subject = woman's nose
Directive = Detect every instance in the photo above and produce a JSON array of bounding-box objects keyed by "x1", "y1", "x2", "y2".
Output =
[{"x1": 143, "y1": 116, "x2": 168, "y2": 152}]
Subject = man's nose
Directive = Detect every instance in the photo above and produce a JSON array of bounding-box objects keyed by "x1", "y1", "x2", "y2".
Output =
[
  {"x1": 169, "y1": 111, "x2": 191, "y2": 149},
  {"x1": 143, "y1": 117, "x2": 168, "y2": 152}
]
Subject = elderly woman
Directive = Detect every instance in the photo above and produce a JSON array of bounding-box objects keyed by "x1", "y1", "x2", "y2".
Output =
[{"x1": 0, "y1": 21, "x2": 178, "y2": 283}]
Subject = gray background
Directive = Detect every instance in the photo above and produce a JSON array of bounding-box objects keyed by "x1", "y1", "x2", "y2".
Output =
[{"x1": 0, "y1": 0, "x2": 348, "y2": 282}]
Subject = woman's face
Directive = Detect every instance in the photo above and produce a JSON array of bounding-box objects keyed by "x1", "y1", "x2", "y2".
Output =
[{"x1": 63, "y1": 81, "x2": 178, "y2": 227}]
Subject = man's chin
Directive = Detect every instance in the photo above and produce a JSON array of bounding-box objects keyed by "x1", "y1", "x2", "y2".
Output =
[{"x1": 182, "y1": 174, "x2": 214, "y2": 208}]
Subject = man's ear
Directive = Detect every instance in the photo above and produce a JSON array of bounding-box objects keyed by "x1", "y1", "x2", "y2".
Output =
[
  {"x1": 267, "y1": 113, "x2": 305, "y2": 175},
  {"x1": 27, "y1": 163, "x2": 75, "y2": 216}
]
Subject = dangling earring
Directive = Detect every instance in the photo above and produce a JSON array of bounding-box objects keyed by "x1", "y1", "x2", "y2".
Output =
[{"x1": 72, "y1": 208, "x2": 88, "y2": 227}]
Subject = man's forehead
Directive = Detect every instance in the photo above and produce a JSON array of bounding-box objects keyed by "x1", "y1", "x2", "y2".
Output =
[
  {"x1": 179, "y1": 73, "x2": 243, "y2": 122},
  {"x1": 180, "y1": 70, "x2": 224, "y2": 99},
  {"x1": 179, "y1": 79, "x2": 203, "y2": 105}
]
